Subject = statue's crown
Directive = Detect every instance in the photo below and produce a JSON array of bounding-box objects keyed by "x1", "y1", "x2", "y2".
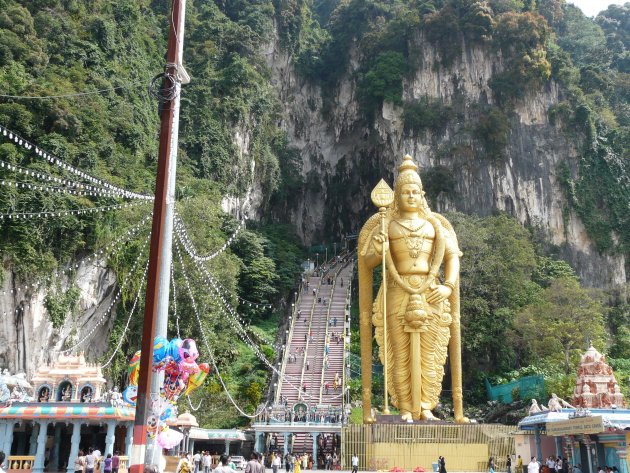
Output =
[
  {"x1": 395, "y1": 154, "x2": 423, "y2": 190},
  {"x1": 399, "y1": 154, "x2": 418, "y2": 173}
]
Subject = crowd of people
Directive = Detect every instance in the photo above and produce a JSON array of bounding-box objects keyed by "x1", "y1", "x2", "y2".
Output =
[{"x1": 72, "y1": 448, "x2": 121, "y2": 473}]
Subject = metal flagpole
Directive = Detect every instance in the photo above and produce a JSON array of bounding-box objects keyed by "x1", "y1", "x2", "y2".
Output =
[{"x1": 129, "y1": 1, "x2": 189, "y2": 471}]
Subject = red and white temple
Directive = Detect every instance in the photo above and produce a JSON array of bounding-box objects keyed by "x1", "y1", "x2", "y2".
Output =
[{"x1": 573, "y1": 345, "x2": 626, "y2": 409}]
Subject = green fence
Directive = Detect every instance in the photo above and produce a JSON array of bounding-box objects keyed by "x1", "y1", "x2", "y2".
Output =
[{"x1": 485, "y1": 375, "x2": 545, "y2": 403}]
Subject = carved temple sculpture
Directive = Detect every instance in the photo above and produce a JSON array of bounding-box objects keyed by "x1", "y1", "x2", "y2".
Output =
[
  {"x1": 358, "y1": 155, "x2": 468, "y2": 423},
  {"x1": 572, "y1": 345, "x2": 626, "y2": 409}
]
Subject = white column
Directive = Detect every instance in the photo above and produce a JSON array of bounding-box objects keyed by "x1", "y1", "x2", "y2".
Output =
[{"x1": 66, "y1": 422, "x2": 82, "y2": 473}]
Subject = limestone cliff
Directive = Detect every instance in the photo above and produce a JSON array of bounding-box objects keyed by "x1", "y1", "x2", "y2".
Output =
[
  {"x1": 263, "y1": 33, "x2": 627, "y2": 288},
  {"x1": 0, "y1": 260, "x2": 118, "y2": 377}
]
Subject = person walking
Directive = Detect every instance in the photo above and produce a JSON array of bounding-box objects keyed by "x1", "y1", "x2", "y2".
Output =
[
  {"x1": 351, "y1": 454, "x2": 359, "y2": 473},
  {"x1": 272, "y1": 454, "x2": 281, "y2": 473},
  {"x1": 517, "y1": 456, "x2": 523, "y2": 473},
  {"x1": 439, "y1": 456, "x2": 447, "y2": 473},
  {"x1": 103, "y1": 454, "x2": 113, "y2": 473},
  {"x1": 214, "y1": 455, "x2": 231, "y2": 473},
  {"x1": 507, "y1": 456, "x2": 512, "y2": 473},
  {"x1": 527, "y1": 458, "x2": 539, "y2": 473},
  {"x1": 194, "y1": 452, "x2": 202, "y2": 473},
  {"x1": 203, "y1": 452, "x2": 212, "y2": 473},
  {"x1": 85, "y1": 448, "x2": 96, "y2": 473},
  {"x1": 245, "y1": 453, "x2": 264, "y2": 473},
  {"x1": 489, "y1": 457, "x2": 495, "y2": 473},
  {"x1": 73, "y1": 450, "x2": 85, "y2": 473}
]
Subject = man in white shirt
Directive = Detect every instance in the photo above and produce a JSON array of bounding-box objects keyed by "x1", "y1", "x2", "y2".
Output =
[
  {"x1": 85, "y1": 448, "x2": 97, "y2": 473},
  {"x1": 527, "y1": 457, "x2": 539, "y2": 473},
  {"x1": 245, "y1": 453, "x2": 264, "y2": 473},
  {"x1": 194, "y1": 452, "x2": 202, "y2": 473},
  {"x1": 215, "y1": 455, "x2": 232, "y2": 473},
  {"x1": 351, "y1": 454, "x2": 359, "y2": 473},
  {"x1": 272, "y1": 454, "x2": 281, "y2": 473},
  {"x1": 203, "y1": 452, "x2": 213, "y2": 473}
]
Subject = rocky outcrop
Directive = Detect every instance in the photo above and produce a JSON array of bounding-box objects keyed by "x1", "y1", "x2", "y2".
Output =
[
  {"x1": 0, "y1": 259, "x2": 118, "y2": 377},
  {"x1": 263, "y1": 32, "x2": 627, "y2": 288}
]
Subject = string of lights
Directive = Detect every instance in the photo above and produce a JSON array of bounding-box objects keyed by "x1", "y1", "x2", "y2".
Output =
[
  {"x1": 100, "y1": 260, "x2": 150, "y2": 369},
  {"x1": 175, "y1": 239, "x2": 318, "y2": 399},
  {"x1": 177, "y1": 241, "x2": 283, "y2": 351},
  {"x1": 173, "y1": 216, "x2": 272, "y2": 310},
  {"x1": 173, "y1": 212, "x2": 247, "y2": 263},
  {"x1": 0, "y1": 200, "x2": 149, "y2": 220},
  {"x1": 58, "y1": 236, "x2": 150, "y2": 354},
  {"x1": 0, "y1": 158, "x2": 140, "y2": 199},
  {"x1": 0, "y1": 213, "x2": 152, "y2": 299},
  {"x1": 174, "y1": 239, "x2": 267, "y2": 418},
  {"x1": 0, "y1": 178, "x2": 130, "y2": 199},
  {"x1": 0, "y1": 124, "x2": 153, "y2": 200}
]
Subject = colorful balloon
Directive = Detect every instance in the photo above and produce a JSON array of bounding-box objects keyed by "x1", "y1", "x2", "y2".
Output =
[
  {"x1": 167, "y1": 338, "x2": 183, "y2": 362},
  {"x1": 179, "y1": 339, "x2": 199, "y2": 361},
  {"x1": 157, "y1": 428, "x2": 184, "y2": 449},
  {"x1": 184, "y1": 363, "x2": 210, "y2": 395},
  {"x1": 128, "y1": 351, "x2": 141, "y2": 386},
  {"x1": 153, "y1": 336, "x2": 169, "y2": 363},
  {"x1": 122, "y1": 385, "x2": 138, "y2": 406},
  {"x1": 163, "y1": 377, "x2": 185, "y2": 401}
]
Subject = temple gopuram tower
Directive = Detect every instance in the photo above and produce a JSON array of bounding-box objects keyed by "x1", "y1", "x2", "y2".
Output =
[{"x1": 572, "y1": 345, "x2": 626, "y2": 409}]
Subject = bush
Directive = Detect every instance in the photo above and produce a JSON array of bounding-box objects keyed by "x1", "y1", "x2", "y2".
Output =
[
  {"x1": 473, "y1": 106, "x2": 510, "y2": 160},
  {"x1": 403, "y1": 97, "x2": 453, "y2": 133}
]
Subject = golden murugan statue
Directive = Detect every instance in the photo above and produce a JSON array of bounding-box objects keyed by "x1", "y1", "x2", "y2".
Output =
[{"x1": 358, "y1": 155, "x2": 468, "y2": 423}]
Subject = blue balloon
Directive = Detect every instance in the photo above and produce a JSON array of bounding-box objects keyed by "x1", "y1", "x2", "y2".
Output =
[
  {"x1": 167, "y1": 338, "x2": 183, "y2": 363},
  {"x1": 153, "y1": 336, "x2": 169, "y2": 363},
  {"x1": 160, "y1": 404, "x2": 175, "y2": 422}
]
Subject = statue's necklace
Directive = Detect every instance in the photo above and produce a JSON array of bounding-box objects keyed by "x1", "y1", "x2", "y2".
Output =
[{"x1": 400, "y1": 220, "x2": 428, "y2": 259}]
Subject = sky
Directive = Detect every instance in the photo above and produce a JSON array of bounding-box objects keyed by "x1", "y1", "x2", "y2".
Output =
[{"x1": 568, "y1": 0, "x2": 627, "y2": 17}]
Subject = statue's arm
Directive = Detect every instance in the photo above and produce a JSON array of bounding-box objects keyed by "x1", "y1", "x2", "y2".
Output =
[{"x1": 362, "y1": 225, "x2": 385, "y2": 270}]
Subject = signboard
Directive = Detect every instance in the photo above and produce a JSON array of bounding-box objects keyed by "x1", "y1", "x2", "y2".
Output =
[{"x1": 546, "y1": 416, "x2": 604, "y2": 436}]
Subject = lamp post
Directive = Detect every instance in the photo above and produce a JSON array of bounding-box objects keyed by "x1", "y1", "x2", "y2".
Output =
[{"x1": 316, "y1": 253, "x2": 319, "y2": 268}]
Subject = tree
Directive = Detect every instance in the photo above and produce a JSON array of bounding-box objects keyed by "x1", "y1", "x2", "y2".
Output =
[{"x1": 515, "y1": 277, "x2": 607, "y2": 374}]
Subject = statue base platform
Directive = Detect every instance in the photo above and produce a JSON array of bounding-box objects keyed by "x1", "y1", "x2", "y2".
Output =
[
  {"x1": 375, "y1": 414, "x2": 452, "y2": 424},
  {"x1": 342, "y1": 423, "x2": 513, "y2": 472}
]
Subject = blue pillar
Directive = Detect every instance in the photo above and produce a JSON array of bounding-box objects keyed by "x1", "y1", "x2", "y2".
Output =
[
  {"x1": 52, "y1": 423, "x2": 63, "y2": 470},
  {"x1": 255, "y1": 433, "x2": 263, "y2": 453},
  {"x1": 224, "y1": 439, "x2": 230, "y2": 455},
  {"x1": 2, "y1": 421, "x2": 15, "y2": 457},
  {"x1": 32, "y1": 421, "x2": 49, "y2": 473},
  {"x1": 66, "y1": 422, "x2": 82, "y2": 473},
  {"x1": 534, "y1": 427, "x2": 543, "y2": 463},
  {"x1": 283, "y1": 433, "x2": 288, "y2": 456},
  {"x1": 29, "y1": 423, "x2": 39, "y2": 456},
  {"x1": 312, "y1": 434, "x2": 318, "y2": 469},
  {"x1": 125, "y1": 423, "x2": 133, "y2": 458},
  {"x1": 105, "y1": 421, "x2": 116, "y2": 456},
  {"x1": 555, "y1": 437, "x2": 563, "y2": 458}
]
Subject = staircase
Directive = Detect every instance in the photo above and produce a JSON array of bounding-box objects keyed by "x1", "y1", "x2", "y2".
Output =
[{"x1": 271, "y1": 256, "x2": 352, "y2": 458}]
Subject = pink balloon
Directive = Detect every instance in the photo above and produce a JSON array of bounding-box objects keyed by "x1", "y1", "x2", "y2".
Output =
[
  {"x1": 179, "y1": 339, "x2": 199, "y2": 361},
  {"x1": 157, "y1": 428, "x2": 184, "y2": 449}
]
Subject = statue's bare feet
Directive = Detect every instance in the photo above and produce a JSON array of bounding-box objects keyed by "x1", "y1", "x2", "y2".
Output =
[
  {"x1": 421, "y1": 409, "x2": 439, "y2": 421},
  {"x1": 400, "y1": 411, "x2": 413, "y2": 422},
  {"x1": 455, "y1": 415, "x2": 471, "y2": 424}
]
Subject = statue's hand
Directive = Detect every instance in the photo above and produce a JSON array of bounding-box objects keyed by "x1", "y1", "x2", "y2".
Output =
[
  {"x1": 426, "y1": 285, "x2": 452, "y2": 304},
  {"x1": 372, "y1": 231, "x2": 389, "y2": 255}
]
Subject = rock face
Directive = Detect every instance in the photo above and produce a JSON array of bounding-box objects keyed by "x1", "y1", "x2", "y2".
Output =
[
  {"x1": 0, "y1": 259, "x2": 118, "y2": 377},
  {"x1": 264, "y1": 33, "x2": 627, "y2": 288}
]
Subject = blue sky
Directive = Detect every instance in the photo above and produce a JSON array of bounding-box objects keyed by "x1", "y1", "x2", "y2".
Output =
[{"x1": 569, "y1": 0, "x2": 627, "y2": 17}]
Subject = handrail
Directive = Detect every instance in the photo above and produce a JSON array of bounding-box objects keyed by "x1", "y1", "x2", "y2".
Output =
[
  {"x1": 298, "y1": 276, "x2": 322, "y2": 401},
  {"x1": 317, "y1": 260, "x2": 348, "y2": 403},
  {"x1": 275, "y1": 281, "x2": 303, "y2": 405},
  {"x1": 341, "y1": 274, "x2": 352, "y2": 422}
]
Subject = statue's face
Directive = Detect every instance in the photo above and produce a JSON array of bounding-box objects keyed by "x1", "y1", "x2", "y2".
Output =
[{"x1": 397, "y1": 183, "x2": 423, "y2": 212}]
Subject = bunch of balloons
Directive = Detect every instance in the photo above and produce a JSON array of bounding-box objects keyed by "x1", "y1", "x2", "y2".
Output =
[{"x1": 122, "y1": 336, "x2": 210, "y2": 446}]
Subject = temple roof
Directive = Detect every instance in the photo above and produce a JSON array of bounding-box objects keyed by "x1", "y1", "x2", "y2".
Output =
[{"x1": 0, "y1": 402, "x2": 135, "y2": 420}]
